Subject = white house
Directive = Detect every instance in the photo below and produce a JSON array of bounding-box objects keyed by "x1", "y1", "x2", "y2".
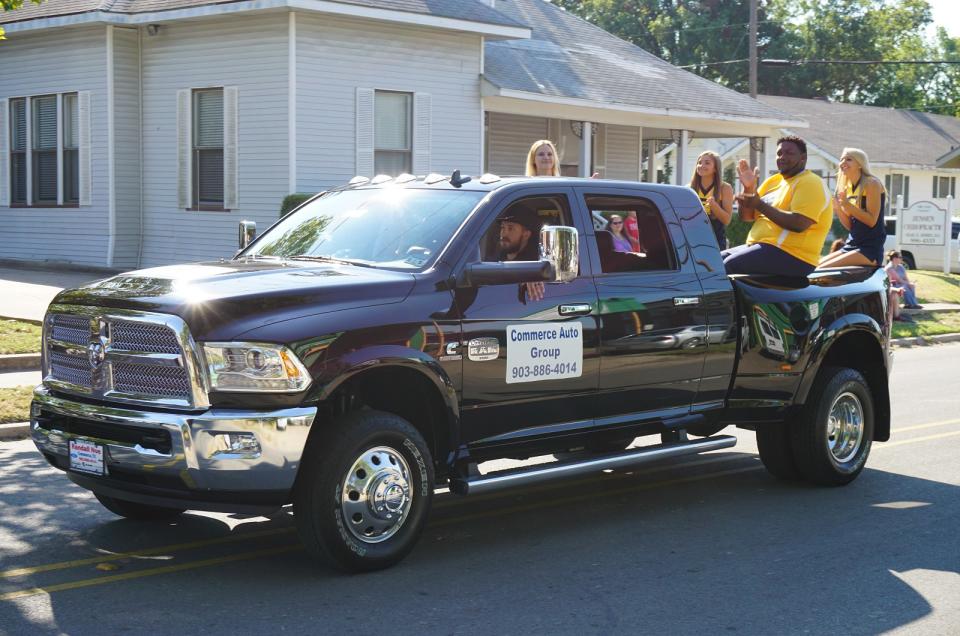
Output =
[
  {"x1": 0, "y1": 0, "x2": 803, "y2": 269},
  {"x1": 685, "y1": 95, "x2": 960, "y2": 213}
]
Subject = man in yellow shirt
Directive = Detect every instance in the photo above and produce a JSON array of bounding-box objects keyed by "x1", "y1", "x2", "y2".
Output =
[{"x1": 722, "y1": 136, "x2": 833, "y2": 277}]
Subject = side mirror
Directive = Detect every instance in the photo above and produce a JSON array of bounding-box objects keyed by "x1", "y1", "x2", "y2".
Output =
[
  {"x1": 541, "y1": 225, "x2": 578, "y2": 282},
  {"x1": 238, "y1": 220, "x2": 256, "y2": 250}
]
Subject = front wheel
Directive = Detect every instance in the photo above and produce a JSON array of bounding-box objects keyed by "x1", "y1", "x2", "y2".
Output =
[
  {"x1": 94, "y1": 493, "x2": 185, "y2": 520},
  {"x1": 791, "y1": 367, "x2": 874, "y2": 486},
  {"x1": 293, "y1": 410, "x2": 434, "y2": 573}
]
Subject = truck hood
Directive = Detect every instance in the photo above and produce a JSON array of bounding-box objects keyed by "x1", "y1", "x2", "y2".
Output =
[{"x1": 51, "y1": 259, "x2": 417, "y2": 341}]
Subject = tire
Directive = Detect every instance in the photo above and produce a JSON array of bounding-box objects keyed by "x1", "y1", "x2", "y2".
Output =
[
  {"x1": 902, "y1": 252, "x2": 916, "y2": 270},
  {"x1": 293, "y1": 410, "x2": 434, "y2": 573},
  {"x1": 790, "y1": 367, "x2": 874, "y2": 486},
  {"x1": 94, "y1": 493, "x2": 185, "y2": 521},
  {"x1": 756, "y1": 422, "x2": 802, "y2": 480}
]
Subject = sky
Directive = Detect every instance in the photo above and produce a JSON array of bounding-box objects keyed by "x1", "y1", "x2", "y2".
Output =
[{"x1": 927, "y1": 0, "x2": 960, "y2": 38}]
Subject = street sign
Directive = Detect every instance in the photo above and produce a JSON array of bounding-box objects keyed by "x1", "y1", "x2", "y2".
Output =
[{"x1": 900, "y1": 201, "x2": 948, "y2": 246}]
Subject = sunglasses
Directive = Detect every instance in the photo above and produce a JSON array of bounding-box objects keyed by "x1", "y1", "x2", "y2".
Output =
[{"x1": 610, "y1": 221, "x2": 623, "y2": 225}]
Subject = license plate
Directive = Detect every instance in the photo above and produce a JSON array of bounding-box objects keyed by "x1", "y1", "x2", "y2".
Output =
[{"x1": 69, "y1": 439, "x2": 106, "y2": 476}]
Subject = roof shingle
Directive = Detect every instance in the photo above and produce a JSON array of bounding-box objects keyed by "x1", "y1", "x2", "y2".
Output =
[
  {"x1": 483, "y1": 0, "x2": 797, "y2": 124},
  {"x1": 758, "y1": 95, "x2": 960, "y2": 167}
]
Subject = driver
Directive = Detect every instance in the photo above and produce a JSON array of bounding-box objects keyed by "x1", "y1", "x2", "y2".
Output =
[
  {"x1": 498, "y1": 207, "x2": 542, "y2": 261},
  {"x1": 497, "y1": 206, "x2": 545, "y2": 302}
]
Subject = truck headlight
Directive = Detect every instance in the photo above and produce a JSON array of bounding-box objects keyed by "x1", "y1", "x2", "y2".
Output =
[{"x1": 202, "y1": 343, "x2": 312, "y2": 393}]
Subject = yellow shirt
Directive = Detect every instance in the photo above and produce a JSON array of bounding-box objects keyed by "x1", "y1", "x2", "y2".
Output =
[{"x1": 746, "y1": 170, "x2": 833, "y2": 266}]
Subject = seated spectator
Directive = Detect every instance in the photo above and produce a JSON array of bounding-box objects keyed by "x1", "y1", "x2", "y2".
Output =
[
  {"x1": 607, "y1": 215, "x2": 633, "y2": 252},
  {"x1": 724, "y1": 136, "x2": 833, "y2": 278},
  {"x1": 885, "y1": 250, "x2": 922, "y2": 310}
]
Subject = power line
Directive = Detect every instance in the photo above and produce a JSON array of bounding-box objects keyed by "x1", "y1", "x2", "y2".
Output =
[
  {"x1": 678, "y1": 58, "x2": 750, "y2": 68},
  {"x1": 762, "y1": 58, "x2": 960, "y2": 65}
]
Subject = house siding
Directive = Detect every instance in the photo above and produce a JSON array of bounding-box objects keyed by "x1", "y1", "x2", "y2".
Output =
[
  {"x1": 0, "y1": 26, "x2": 108, "y2": 266},
  {"x1": 295, "y1": 13, "x2": 483, "y2": 192},
  {"x1": 605, "y1": 125, "x2": 641, "y2": 181},
  {"x1": 111, "y1": 26, "x2": 142, "y2": 269},
  {"x1": 486, "y1": 112, "x2": 548, "y2": 176},
  {"x1": 139, "y1": 13, "x2": 289, "y2": 267}
]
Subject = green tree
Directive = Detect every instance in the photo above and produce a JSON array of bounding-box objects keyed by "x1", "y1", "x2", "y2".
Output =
[{"x1": 1, "y1": 0, "x2": 43, "y2": 39}]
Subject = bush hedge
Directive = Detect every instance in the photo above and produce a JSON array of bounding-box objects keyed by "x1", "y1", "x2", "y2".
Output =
[{"x1": 280, "y1": 193, "x2": 315, "y2": 218}]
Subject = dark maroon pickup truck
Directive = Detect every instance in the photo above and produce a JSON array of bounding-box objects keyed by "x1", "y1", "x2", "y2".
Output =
[{"x1": 32, "y1": 174, "x2": 891, "y2": 572}]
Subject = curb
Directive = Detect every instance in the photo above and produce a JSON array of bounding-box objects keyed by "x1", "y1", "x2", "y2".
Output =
[
  {"x1": 0, "y1": 353, "x2": 41, "y2": 372},
  {"x1": 0, "y1": 315, "x2": 43, "y2": 327},
  {"x1": 0, "y1": 422, "x2": 30, "y2": 441},
  {"x1": 891, "y1": 333, "x2": 960, "y2": 348}
]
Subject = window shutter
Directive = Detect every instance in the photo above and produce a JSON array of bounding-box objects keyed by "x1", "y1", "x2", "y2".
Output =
[
  {"x1": 177, "y1": 89, "x2": 191, "y2": 208},
  {"x1": 223, "y1": 86, "x2": 238, "y2": 209},
  {"x1": 933, "y1": 175, "x2": 939, "y2": 198},
  {"x1": 0, "y1": 99, "x2": 7, "y2": 206},
  {"x1": 356, "y1": 88, "x2": 374, "y2": 177},
  {"x1": 951, "y1": 177, "x2": 956, "y2": 199},
  {"x1": 412, "y1": 92, "x2": 431, "y2": 175},
  {"x1": 904, "y1": 175, "x2": 910, "y2": 207},
  {"x1": 78, "y1": 91, "x2": 92, "y2": 206}
]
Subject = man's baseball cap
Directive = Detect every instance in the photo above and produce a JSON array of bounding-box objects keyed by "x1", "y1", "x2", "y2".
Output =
[{"x1": 499, "y1": 207, "x2": 542, "y2": 232}]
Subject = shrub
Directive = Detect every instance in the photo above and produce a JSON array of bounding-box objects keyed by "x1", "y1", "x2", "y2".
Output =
[{"x1": 280, "y1": 193, "x2": 315, "y2": 218}]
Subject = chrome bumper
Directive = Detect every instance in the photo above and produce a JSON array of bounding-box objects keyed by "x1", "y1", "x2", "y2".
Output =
[{"x1": 31, "y1": 385, "x2": 316, "y2": 494}]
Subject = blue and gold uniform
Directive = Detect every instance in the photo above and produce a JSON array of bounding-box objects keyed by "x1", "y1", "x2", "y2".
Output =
[
  {"x1": 695, "y1": 182, "x2": 727, "y2": 249},
  {"x1": 839, "y1": 178, "x2": 886, "y2": 264}
]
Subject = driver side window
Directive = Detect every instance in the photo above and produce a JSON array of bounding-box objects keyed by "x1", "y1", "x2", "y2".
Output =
[{"x1": 479, "y1": 194, "x2": 573, "y2": 262}]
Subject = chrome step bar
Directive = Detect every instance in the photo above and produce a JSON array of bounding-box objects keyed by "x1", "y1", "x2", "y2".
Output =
[{"x1": 451, "y1": 435, "x2": 737, "y2": 496}]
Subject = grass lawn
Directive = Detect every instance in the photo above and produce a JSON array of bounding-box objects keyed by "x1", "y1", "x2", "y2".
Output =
[
  {"x1": 0, "y1": 319, "x2": 42, "y2": 355},
  {"x1": 911, "y1": 271, "x2": 960, "y2": 305},
  {"x1": 892, "y1": 311, "x2": 960, "y2": 340},
  {"x1": 0, "y1": 386, "x2": 33, "y2": 424}
]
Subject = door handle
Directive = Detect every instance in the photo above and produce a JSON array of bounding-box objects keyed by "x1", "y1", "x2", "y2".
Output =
[
  {"x1": 673, "y1": 296, "x2": 700, "y2": 306},
  {"x1": 558, "y1": 303, "x2": 593, "y2": 316}
]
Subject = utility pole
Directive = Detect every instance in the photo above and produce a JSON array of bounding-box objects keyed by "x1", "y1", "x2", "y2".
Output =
[{"x1": 748, "y1": 0, "x2": 759, "y2": 171}]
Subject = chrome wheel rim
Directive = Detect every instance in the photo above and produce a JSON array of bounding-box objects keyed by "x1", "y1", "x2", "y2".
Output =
[
  {"x1": 340, "y1": 446, "x2": 413, "y2": 544},
  {"x1": 827, "y1": 391, "x2": 864, "y2": 463}
]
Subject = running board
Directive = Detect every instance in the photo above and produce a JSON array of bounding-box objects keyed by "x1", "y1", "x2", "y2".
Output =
[{"x1": 450, "y1": 435, "x2": 737, "y2": 496}]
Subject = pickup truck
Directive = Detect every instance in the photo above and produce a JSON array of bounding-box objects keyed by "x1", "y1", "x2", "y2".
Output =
[{"x1": 31, "y1": 174, "x2": 892, "y2": 572}]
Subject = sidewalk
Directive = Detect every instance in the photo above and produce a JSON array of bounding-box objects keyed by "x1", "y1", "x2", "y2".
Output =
[{"x1": 0, "y1": 264, "x2": 110, "y2": 323}]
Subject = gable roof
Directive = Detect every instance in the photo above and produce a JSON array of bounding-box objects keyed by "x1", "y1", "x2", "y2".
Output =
[
  {"x1": 0, "y1": 0, "x2": 528, "y2": 36},
  {"x1": 758, "y1": 95, "x2": 960, "y2": 169},
  {"x1": 482, "y1": 0, "x2": 800, "y2": 127}
]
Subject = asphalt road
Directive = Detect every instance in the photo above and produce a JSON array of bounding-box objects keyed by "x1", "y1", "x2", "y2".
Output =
[{"x1": 1, "y1": 344, "x2": 958, "y2": 636}]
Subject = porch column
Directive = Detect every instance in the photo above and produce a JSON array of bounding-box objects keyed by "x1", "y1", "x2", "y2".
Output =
[
  {"x1": 579, "y1": 122, "x2": 592, "y2": 177},
  {"x1": 647, "y1": 139, "x2": 657, "y2": 183},
  {"x1": 636, "y1": 127, "x2": 644, "y2": 181},
  {"x1": 675, "y1": 130, "x2": 688, "y2": 185}
]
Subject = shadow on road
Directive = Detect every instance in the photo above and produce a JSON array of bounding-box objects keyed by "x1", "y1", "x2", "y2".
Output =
[{"x1": 1, "y1": 438, "x2": 957, "y2": 635}]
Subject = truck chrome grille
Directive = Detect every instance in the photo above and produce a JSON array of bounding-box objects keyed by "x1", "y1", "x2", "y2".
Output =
[
  {"x1": 113, "y1": 362, "x2": 191, "y2": 398},
  {"x1": 49, "y1": 350, "x2": 93, "y2": 388},
  {"x1": 43, "y1": 306, "x2": 209, "y2": 410},
  {"x1": 111, "y1": 321, "x2": 182, "y2": 354},
  {"x1": 50, "y1": 314, "x2": 91, "y2": 345}
]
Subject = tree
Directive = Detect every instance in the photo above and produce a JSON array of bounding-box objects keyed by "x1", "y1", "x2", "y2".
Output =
[
  {"x1": 551, "y1": 0, "x2": 956, "y2": 113},
  {"x1": 1, "y1": 0, "x2": 43, "y2": 39}
]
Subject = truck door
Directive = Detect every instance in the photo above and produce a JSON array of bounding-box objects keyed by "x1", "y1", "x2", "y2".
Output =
[
  {"x1": 456, "y1": 188, "x2": 601, "y2": 446},
  {"x1": 575, "y1": 187, "x2": 708, "y2": 420}
]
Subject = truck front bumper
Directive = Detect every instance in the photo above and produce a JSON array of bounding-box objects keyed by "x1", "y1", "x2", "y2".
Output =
[{"x1": 31, "y1": 385, "x2": 317, "y2": 513}]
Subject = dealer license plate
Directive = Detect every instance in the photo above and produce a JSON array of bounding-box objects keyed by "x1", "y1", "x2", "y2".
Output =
[{"x1": 69, "y1": 439, "x2": 106, "y2": 476}]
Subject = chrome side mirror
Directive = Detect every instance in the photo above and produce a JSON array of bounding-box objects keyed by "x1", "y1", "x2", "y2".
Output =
[
  {"x1": 540, "y1": 226, "x2": 578, "y2": 282},
  {"x1": 238, "y1": 221, "x2": 256, "y2": 250}
]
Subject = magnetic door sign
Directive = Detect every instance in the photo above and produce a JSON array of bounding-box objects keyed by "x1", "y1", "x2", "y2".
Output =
[{"x1": 506, "y1": 322, "x2": 583, "y2": 384}]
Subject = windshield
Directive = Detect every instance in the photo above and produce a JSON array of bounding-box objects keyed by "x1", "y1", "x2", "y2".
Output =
[{"x1": 244, "y1": 188, "x2": 486, "y2": 270}]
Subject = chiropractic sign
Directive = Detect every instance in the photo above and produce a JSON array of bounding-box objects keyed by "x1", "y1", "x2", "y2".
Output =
[{"x1": 900, "y1": 201, "x2": 948, "y2": 246}]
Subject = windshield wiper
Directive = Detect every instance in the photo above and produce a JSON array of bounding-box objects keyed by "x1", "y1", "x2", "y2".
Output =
[{"x1": 288, "y1": 255, "x2": 376, "y2": 268}]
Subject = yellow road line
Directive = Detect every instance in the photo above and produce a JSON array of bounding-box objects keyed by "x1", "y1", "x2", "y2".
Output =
[
  {"x1": 881, "y1": 429, "x2": 960, "y2": 448},
  {"x1": 893, "y1": 419, "x2": 960, "y2": 434},
  {"x1": 0, "y1": 546, "x2": 299, "y2": 603},
  {"x1": 0, "y1": 527, "x2": 295, "y2": 579}
]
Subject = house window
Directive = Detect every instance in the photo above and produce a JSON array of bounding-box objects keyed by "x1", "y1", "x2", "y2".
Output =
[
  {"x1": 933, "y1": 176, "x2": 956, "y2": 199},
  {"x1": 9, "y1": 98, "x2": 26, "y2": 204},
  {"x1": 63, "y1": 93, "x2": 79, "y2": 204},
  {"x1": 7, "y1": 92, "x2": 80, "y2": 207},
  {"x1": 374, "y1": 91, "x2": 411, "y2": 176},
  {"x1": 193, "y1": 88, "x2": 224, "y2": 209},
  {"x1": 885, "y1": 173, "x2": 909, "y2": 208},
  {"x1": 31, "y1": 95, "x2": 58, "y2": 204}
]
